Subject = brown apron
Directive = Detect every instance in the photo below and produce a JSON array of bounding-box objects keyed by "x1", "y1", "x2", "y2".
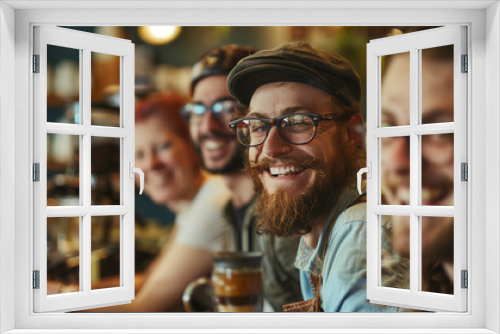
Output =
[{"x1": 282, "y1": 195, "x2": 366, "y2": 312}]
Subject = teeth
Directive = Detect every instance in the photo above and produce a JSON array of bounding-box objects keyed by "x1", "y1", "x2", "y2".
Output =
[
  {"x1": 397, "y1": 188, "x2": 410, "y2": 203},
  {"x1": 269, "y1": 165, "x2": 303, "y2": 176},
  {"x1": 421, "y1": 188, "x2": 445, "y2": 202},
  {"x1": 205, "y1": 140, "x2": 224, "y2": 150}
]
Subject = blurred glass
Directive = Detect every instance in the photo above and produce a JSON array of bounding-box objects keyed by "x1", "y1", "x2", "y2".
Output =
[
  {"x1": 47, "y1": 44, "x2": 80, "y2": 124},
  {"x1": 421, "y1": 134, "x2": 454, "y2": 206},
  {"x1": 381, "y1": 215, "x2": 409, "y2": 290},
  {"x1": 47, "y1": 217, "x2": 80, "y2": 295},
  {"x1": 381, "y1": 136, "x2": 410, "y2": 206},
  {"x1": 380, "y1": 52, "x2": 410, "y2": 127},
  {"x1": 421, "y1": 216, "x2": 454, "y2": 294},
  {"x1": 91, "y1": 137, "x2": 121, "y2": 206},
  {"x1": 421, "y1": 45, "x2": 454, "y2": 124},
  {"x1": 47, "y1": 133, "x2": 80, "y2": 206},
  {"x1": 91, "y1": 216, "x2": 121, "y2": 290},
  {"x1": 91, "y1": 52, "x2": 121, "y2": 127}
]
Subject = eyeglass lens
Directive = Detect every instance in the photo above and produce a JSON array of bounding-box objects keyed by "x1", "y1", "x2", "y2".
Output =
[
  {"x1": 187, "y1": 100, "x2": 237, "y2": 125},
  {"x1": 236, "y1": 114, "x2": 316, "y2": 146}
]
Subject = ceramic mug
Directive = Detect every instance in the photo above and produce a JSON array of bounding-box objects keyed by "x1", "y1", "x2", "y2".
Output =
[{"x1": 183, "y1": 252, "x2": 263, "y2": 312}]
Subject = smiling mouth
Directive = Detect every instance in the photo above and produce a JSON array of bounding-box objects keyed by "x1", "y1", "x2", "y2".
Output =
[
  {"x1": 393, "y1": 187, "x2": 451, "y2": 205},
  {"x1": 421, "y1": 187, "x2": 451, "y2": 205},
  {"x1": 268, "y1": 164, "x2": 306, "y2": 177},
  {"x1": 204, "y1": 139, "x2": 228, "y2": 151}
]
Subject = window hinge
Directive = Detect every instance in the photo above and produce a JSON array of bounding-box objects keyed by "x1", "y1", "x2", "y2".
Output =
[
  {"x1": 33, "y1": 54, "x2": 40, "y2": 73},
  {"x1": 461, "y1": 54, "x2": 468, "y2": 73},
  {"x1": 461, "y1": 270, "x2": 468, "y2": 289},
  {"x1": 33, "y1": 163, "x2": 40, "y2": 182},
  {"x1": 33, "y1": 270, "x2": 40, "y2": 289},
  {"x1": 461, "y1": 162, "x2": 468, "y2": 181}
]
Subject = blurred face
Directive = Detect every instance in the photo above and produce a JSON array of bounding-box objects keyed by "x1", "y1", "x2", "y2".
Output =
[
  {"x1": 135, "y1": 115, "x2": 199, "y2": 206},
  {"x1": 190, "y1": 75, "x2": 243, "y2": 174},
  {"x1": 381, "y1": 54, "x2": 454, "y2": 263},
  {"x1": 247, "y1": 82, "x2": 357, "y2": 236}
]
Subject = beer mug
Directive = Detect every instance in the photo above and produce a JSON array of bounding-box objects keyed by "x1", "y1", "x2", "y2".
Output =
[{"x1": 183, "y1": 252, "x2": 263, "y2": 312}]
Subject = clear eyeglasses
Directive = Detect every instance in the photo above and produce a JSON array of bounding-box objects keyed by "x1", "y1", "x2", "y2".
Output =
[
  {"x1": 181, "y1": 99, "x2": 239, "y2": 125},
  {"x1": 229, "y1": 113, "x2": 340, "y2": 147}
]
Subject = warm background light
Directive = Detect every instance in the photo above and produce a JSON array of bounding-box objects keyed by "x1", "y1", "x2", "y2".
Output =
[{"x1": 138, "y1": 26, "x2": 182, "y2": 45}]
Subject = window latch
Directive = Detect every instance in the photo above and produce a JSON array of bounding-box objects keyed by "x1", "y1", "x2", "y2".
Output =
[
  {"x1": 357, "y1": 162, "x2": 371, "y2": 195},
  {"x1": 129, "y1": 161, "x2": 144, "y2": 195}
]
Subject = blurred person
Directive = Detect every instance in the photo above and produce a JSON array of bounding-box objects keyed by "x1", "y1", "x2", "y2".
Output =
[
  {"x1": 182, "y1": 45, "x2": 302, "y2": 311},
  {"x1": 381, "y1": 46, "x2": 454, "y2": 294},
  {"x1": 87, "y1": 93, "x2": 230, "y2": 312},
  {"x1": 227, "y1": 42, "x2": 409, "y2": 312}
]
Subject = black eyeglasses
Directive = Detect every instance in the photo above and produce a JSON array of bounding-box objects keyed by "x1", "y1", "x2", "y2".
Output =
[
  {"x1": 181, "y1": 99, "x2": 239, "y2": 125},
  {"x1": 229, "y1": 113, "x2": 341, "y2": 147}
]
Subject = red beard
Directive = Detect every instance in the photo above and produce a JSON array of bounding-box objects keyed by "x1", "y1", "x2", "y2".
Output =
[{"x1": 247, "y1": 144, "x2": 353, "y2": 237}]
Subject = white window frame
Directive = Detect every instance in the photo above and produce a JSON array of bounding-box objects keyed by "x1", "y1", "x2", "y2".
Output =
[
  {"x1": 1, "y1": 1, "x2": 499, "y2": 333},
  {"x1": 33, "y1": 26, "x2": 136, "y2": 313},
  {"x1": 365, "y1": 26, "x2": 468, "y2": 312}
]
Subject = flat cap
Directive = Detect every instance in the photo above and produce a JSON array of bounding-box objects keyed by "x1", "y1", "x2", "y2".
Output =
[
  {"x1": 191, "y1": 45, "x2": 257, "y2": 93},
  {"x1": 227, "y1": 42, "x2": 361, "y2": 108}
]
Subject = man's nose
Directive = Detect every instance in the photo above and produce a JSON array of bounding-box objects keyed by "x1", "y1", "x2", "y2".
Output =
[
  {"x1": 199, "y1": 111, "x2": 223, "y2": 133},
  {"x1": 388, "y1": 136, "x2": 410, "y2": 173},
  {"x1": 262, "y1": 126, "x2": 290, "y2": 157}
]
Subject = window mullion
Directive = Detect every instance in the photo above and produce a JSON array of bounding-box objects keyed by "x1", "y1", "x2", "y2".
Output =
[
  {"x1": 81, "y1": 47, "x2": 92, "y2": 294},
  {"x1": 409, "y1": 47, "x2": 420, "y2": 294}
]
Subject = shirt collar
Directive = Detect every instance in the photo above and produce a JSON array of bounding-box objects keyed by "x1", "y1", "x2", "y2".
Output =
[{"x1": 294, "y1": 184, "x2": 362, "y2": 275}]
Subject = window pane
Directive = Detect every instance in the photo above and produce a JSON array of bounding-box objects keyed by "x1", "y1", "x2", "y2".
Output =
[
  {"x1": 47, "y1": 45, "x2": 80, "y2": 124},
  {"x1": 91, "y1": 52, "x2": 120, "y2": 127},
  {"x1": 47, "y1": 217, "x2": 80, "y2": 295},
  {"x1": 381, "y1": 136, "x2": 410, "y2": 205},
  {"x1": 421, "y1": 45, "x2": 454, "y2": 124},
  {"x1": 91, "y1": 216, "x2": 121, "y2": 290},
  {"x1": 380, "y1": 52, "x2": 410, "y2": 127},
  {"x1": 91, "y1": 137, "x2": 121, "y2": 205},
  {"x1": 421, "y1": 134, "x2": 454, "y2": 206},
  {"x1": 381, "y1": 215, "x2": 410, "y2": 290},
  {"x1": 47, "y1": 133, "x2": 80, "y2": 206},
  {"x1": 420, "y1": 216, "x2": 454, "y2": 294}
]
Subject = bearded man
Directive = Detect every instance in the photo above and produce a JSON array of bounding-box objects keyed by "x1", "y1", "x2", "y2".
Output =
[
  {"x1": 227, "y1": 42, "x2": 409, "y2": 312},
  {"x1": 182, "y1": 45, "x2": 302, "y2": 311}
]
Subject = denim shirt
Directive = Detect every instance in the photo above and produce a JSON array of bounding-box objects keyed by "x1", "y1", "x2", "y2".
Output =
[{"x1": 295, "y1": 187, "x2": 409, "y2": 312}]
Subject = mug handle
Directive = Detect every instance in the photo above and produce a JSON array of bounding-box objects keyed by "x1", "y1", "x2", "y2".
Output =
[{"x1": 182, "y1": 277, "x2": 212, "y2": 312}]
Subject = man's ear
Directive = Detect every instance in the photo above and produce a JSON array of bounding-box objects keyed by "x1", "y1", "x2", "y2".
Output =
[{"x1": 345, "y1": 113, "x2": 365, "y2": 151}]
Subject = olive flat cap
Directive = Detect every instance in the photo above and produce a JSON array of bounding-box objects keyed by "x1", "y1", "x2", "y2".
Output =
[
  {"x1": 191, "y1": 45, "x2": 257, "y2": 93},
  {"x1": 227, "y1": 42, "x2": 361, "y2": 108}
]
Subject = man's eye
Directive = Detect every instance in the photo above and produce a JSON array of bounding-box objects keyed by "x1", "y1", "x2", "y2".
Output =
[{"x1": 250, "y1": 125, "x2": 266, "y2": 133}]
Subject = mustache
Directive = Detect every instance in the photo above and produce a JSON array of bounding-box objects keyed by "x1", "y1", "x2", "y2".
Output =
[{"x1": 247, "y1": 157, "x2": 325, "y2": 174}]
